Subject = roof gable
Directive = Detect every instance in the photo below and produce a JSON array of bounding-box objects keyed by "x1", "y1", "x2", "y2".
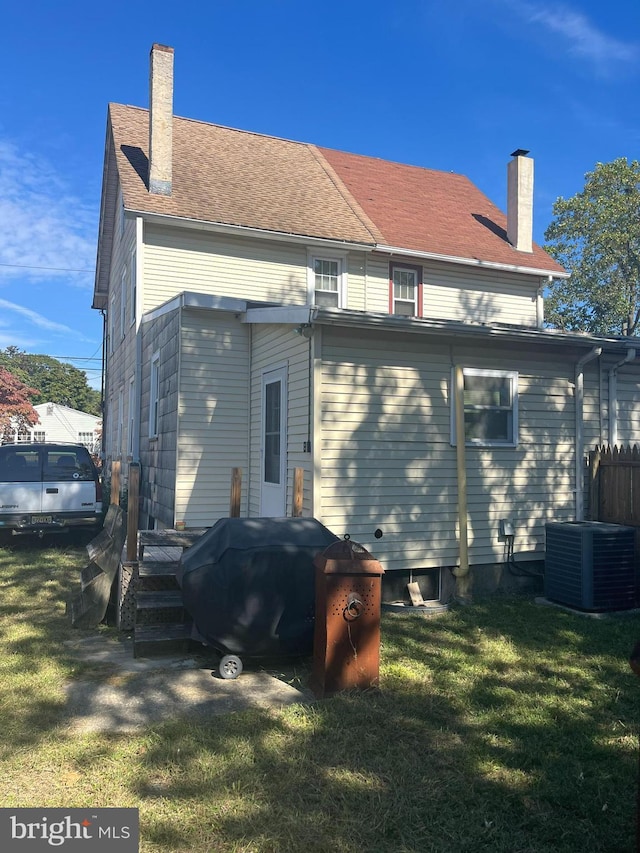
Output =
[{"x1": 105, "y1": 103, "x2": 565, "y2": 277}]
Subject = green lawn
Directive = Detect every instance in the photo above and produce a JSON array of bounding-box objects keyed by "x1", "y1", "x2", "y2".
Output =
[{"x1": 0, "y1": 535, "x2": 638, "y2": 852}]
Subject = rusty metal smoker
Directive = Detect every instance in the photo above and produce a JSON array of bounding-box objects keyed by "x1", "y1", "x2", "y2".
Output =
[{"x1": 310, "y1": 535, "x2": 384, "y2": 698}]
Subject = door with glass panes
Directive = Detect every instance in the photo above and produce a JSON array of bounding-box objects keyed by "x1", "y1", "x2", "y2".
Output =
[{"x1": 260, "y1": 366, "x2": 287, "y2": 516}]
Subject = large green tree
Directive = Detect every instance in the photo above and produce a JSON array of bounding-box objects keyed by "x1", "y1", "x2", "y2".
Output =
[
  {"x1": 0, "y1": 368, "x2": 40, "y2": 443},
  {"x1": 0, "y1": 347, "x2": 101, "y2": 416},
  {"x1": 544, "y1": 157, "x2": 640, "y2": 336}
]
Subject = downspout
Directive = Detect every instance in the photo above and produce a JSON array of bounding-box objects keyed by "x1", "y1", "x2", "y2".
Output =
[
  {"x1": 452, "y1": 365, "x2": 471, "y2": 602},
  {"x1": 575, "y1": 347, "x2": 602, "y2": 521},
  {"x1": 609, "y1": 349, "x2": 636, "y2": 448},
  {"x1": 100, "y1": 308, "x2": 108, "y2": 463}
]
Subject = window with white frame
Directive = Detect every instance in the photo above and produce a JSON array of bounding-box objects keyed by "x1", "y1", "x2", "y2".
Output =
[
  {"x1": 120, "y1": 267, "x2": 127, "y2": 338},
  {"x1": 117, "y1": 389, "x2": 124, "y2": 455},
  {"x1": 128, "y1": 376, "x2": 135, "y2": 456},
  {"x1": 32, "y1": 431, "x2": 46, "y2": 442},
  {"x1": 451, "y1": 368, "x2": 518, "y2": 446},
  {"x1": 129, "y1": 248, "x2": 136, "y2": 326},
  {"x1": 109, "y1": 297, "x2": 116, "y2": 354},
  {"x1": 78, "y1": 431, "x2": 93, "y2": 448},
  {"x1": 149, "y1": 352, "x2": 160, "y2": 437},
  {"x1": 309, "y1": 253, "x2": 346, "y2": 308},
  {"x1": 391, "y1": 264, "x2": 421, "y2": 316},
  {"x1": 118, "y1": 189, "x2": 125, "y2": 238}
]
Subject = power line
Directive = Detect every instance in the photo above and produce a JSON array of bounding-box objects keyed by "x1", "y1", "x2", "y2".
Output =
[{"x1": 0, "y1": 261, "x2": 94, "y2": 274}]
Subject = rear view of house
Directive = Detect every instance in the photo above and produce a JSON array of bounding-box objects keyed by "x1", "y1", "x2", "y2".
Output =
[{"x1": 93, "y1": 44, "x2": 640, "y2": 597}]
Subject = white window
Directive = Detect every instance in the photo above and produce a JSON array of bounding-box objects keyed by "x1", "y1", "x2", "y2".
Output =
[
  {"x1": 128, "y1": 376, "x2": 135, "y2": 456},
  {"x1": 451, "y1": 368, "x2": 518, "y2": 447},
  {"x1": 118, "y1": 189, "x2": 125, "y2": 238},
  {"x1": 109, "y1": 297, "x2": 116, "y2": 354},
  {"x1": 129, "y1": 248, "x2": 137, "y2": 326},
  {"x1": 32, "y1": 431, "x2": 46, "y2": 442},
  {"x1": 117, "y1": 388, "x2": 124, "y2": 455},
  {"x1": 391, "y1": 265, "x2": 420, "y2": 316},
  {"x1": 149, "y1": 352, "x2": 160, "y2": 438},
  {"x1": 78, "y1": 431, "x2": 93, "y2": 448},
  {"x1": 308, "y1": 253, "x2": 347, "y2": 308},
  {"x1": 120, "y1": 267, "x2": 127, "y2": 338}
]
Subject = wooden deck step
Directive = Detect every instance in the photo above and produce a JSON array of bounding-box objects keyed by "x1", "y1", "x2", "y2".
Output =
[
  {"x1": 133, "y1": 623, "x2": 193, "y2": 658},
  {"x1": 138, "y1": 560, "x2": 181, "y2": 578},
  {"x1": 136, "y1": 590, "x2": 184, "y2": 609}
]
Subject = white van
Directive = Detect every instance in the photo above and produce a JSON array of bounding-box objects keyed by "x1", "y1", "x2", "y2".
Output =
[{"x1": 0, "y1": 443, "x2": 103, "y2": 535}]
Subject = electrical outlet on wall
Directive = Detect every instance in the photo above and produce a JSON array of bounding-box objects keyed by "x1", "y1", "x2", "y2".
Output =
[{"x1": 499, "y1": 519, "x2": 515, "y2": 537}]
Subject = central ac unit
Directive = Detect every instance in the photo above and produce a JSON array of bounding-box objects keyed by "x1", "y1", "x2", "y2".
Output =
[{"x1": 545, "y1": 521, "x2": 637, "y2": 612}]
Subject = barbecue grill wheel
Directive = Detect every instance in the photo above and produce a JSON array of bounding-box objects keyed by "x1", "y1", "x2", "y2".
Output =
[{"x1": 219, "y1": 654, "x2": 243, "y2": 679}]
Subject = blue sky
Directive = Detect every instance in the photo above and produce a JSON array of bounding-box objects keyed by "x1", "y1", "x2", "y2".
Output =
[{"x1": 0, "y1": 0, "x2": 638, "y2": 390}]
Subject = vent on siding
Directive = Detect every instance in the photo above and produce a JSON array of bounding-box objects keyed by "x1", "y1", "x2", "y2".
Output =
[{"x1": 545, "y1": 521, "x2": 637, "y2": 612}]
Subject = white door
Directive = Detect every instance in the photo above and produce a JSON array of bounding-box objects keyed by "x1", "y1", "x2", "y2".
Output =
[{"x1": 261, "y1": 366, "x2": 287, "y2": 516}]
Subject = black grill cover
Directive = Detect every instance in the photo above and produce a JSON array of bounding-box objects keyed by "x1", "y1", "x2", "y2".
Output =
[{"x1": 177, "y1": 517, "x2": 339, "y2": 657}]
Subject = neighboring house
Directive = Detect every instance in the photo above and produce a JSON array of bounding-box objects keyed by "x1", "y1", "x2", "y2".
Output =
[
  {"x1": 93, "y1": 44, "x2": 640, "y2": 594},
  {"x1": 5, "y1": 403, "x2": 101, "y2": 451}
]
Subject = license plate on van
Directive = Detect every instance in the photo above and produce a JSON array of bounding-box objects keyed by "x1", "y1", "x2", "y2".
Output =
[{"x1": 31, "y1": 515, "x2": 52, "y2": 524}]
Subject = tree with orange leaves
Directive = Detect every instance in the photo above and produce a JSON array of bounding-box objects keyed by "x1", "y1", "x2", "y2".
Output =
[{"x1": 0, "y1": 367, "x2": 40, "y2": 443}]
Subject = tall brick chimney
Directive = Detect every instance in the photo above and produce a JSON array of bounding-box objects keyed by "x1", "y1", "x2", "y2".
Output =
[
  {"x1": 148, "y1": 44, "x2": 174, "y2": 196},
  {"x1": 507, "y1": 149, "x2": 533, "y2": 253}
]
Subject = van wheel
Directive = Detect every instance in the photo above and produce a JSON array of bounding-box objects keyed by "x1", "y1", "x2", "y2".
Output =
[{"x1": 219, "y1": 654, "x2": 243, "y2": 679}]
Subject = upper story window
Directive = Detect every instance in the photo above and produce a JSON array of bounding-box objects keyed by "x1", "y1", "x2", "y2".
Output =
[
  {"x1": 118, "y1": 189, "x2": 125, "y2": 238},
  {"x1": 109, "y1": 296, "x2": 116, "y2": 354},
  {"x1": 308, "y1": 252, "x2": 347, "y2": 308},
  {"x1": 451, "y1": 368, "x2": 519, "y2": 447},
  {"x1": 390, "y1": 263, "x2": 422, "y2": 317}
]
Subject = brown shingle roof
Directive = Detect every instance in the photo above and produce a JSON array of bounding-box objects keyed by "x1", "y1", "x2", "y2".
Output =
[
  {"x1": 110, "y1": 104, "x2": 379, "y2": 246},
  {"x1": 109, "y1": 103, "x2": 564, "y2": 275}
]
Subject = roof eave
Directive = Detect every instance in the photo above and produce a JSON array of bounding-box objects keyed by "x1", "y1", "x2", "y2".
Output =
[
  {"x1": 375, "y1": 243, "x2": 569, "y2": 279},
  {"x1": 130, "y1": 209, "x2": 377, "y2": 252},
  {"x1": 312, "y1": 308, "x2": 631, "y2": 352}
]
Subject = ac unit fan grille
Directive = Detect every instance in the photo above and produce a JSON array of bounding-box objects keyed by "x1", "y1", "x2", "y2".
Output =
[{"x1": 545, "y1": 522, "x2": 637, "y2": 612}]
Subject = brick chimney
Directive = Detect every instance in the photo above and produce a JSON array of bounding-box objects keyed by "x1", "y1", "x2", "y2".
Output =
[
  {"x1": 148, "y1": 44, "x2": 174, "y2": 196},
  {"x1": 507, "y1": 149, "x2": 533, "y2": 253}
]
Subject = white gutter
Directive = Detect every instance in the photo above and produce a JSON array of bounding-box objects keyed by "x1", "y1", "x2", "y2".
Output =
[
  {"x1": 375, "y1": 243, "x2": 570, "y2": 279},
  {"x1": 575, "y1": 347, "x2": 602, "y2": 521},
  {"x1": 609, "y1": 348, "x2": 636, "y2": 447}
]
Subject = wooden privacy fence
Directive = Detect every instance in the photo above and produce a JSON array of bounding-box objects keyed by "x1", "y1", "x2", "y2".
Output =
[{"x1": 589, "y1": 446, "x2": 640, "y2": 526}]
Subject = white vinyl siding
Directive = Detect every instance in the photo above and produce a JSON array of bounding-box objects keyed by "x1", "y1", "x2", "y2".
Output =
[
  {"x1": 11, "y1": 404, "x2": 99, "y2": 446},
  {"x1": 175, "y1": 310, "x2": 250, "y2": 526},
  {"x1": 318, "y1": 327, "x2": 575, "y2": 571},
  {"x1": 249, "y1": 325, "x2": 313, "y2": 518},
  {"x1": 144, "y1": 226, "x2": 309, "y2": 312},
  {"x1": 363, "y1": 255, "x2": 540, "y2": 326}
]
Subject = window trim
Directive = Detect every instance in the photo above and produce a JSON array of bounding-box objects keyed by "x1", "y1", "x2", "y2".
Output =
[
  {"x1": 129, "y1": 247, "x2": 137, "y2": 327},
  {"x1": 149, "y1": 351, "x2": 160, "y2": 438},
  {"x1": 128, "y1": 375, "x2": 136, "y2": 456},
  {"x1": 450, "y1": 367, "x2": 519, "y2": 448},
  {"x1": 308, "y1": 250, "x2": 348, "y2": 308},
  {"x1": 389, "y1": 262, "x2": 423, "y2": 317},
  {"x1": 109, "y1": 296, "x2": 116, "y2": 354},
  {"x1": 120, "y1": 267, "x2": 127, "y2": 339}
]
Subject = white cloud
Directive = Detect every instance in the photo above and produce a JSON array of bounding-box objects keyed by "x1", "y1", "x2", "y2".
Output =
[
  {"x1": 530, "y1": 5, "x2": 637, "y2": 64},
  {"x1": 0, "y1": 140, "x2": 97, "y2": 287},
  {"x1": 503, "y1": 1, "x2": 638, "y2": 72},
  {"x1": 0, "y1": 298, "x2": 94, "y2": 343}
]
